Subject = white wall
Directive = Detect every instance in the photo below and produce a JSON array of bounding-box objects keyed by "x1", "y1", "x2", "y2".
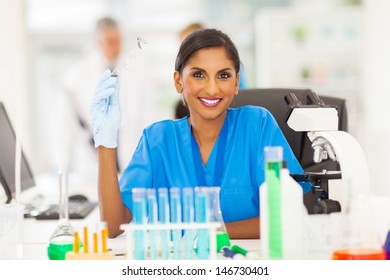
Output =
[
  {"x1": 0, "y1": 0, "x2": 32, "y2": 168},
  {"x1": 361, "y1": 0, "x2": 390, "y2": 197}
]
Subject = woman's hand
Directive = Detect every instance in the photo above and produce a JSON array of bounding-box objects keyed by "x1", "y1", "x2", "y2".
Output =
[{"x1": 89, "y1": 69, "x2": 121, "y2": 148}]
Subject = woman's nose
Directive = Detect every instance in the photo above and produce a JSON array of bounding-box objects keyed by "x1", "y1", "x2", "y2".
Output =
[{"x1": 204, "y1": 79, "x2": 218, "y2": 96}]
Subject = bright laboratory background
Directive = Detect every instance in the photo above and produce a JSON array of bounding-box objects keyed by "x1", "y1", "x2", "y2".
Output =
[{"x1": 1, "y1": 0, "x2": 390, "y2": 197}]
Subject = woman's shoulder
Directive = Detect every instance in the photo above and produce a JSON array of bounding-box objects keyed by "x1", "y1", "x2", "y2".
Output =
[{"x1": 142, "y1": 117, "x2": 188, "y2": 139}]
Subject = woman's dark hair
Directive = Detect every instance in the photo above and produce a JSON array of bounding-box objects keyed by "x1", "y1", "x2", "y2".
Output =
[{"x1": 175, "y1": 28, "x2": 240, "y2": 75}]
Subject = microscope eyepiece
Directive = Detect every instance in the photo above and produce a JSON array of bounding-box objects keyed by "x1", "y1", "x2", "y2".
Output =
[
  {"x1": 307, "y1": 92, "x2": 325, "y2": 106},
  {"x1": 284, "y1": 92, "x2": 302, "y2": 107}
]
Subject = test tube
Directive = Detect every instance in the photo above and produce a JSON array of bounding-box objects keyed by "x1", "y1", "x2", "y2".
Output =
[
  {"x1": 146, "y1": 188, "x2": 158, "y2": 259},
  {"x1": 100, "y1": 221, "x2": 108, "y2": 253},
  {"x1": 194, "y1": 187, "x2": 210, "y2": 260},
  {"x1": 158, "y1": 188, "x2": 170, "y2": 259},
  {"x1": 183, "y1": 187, "x2": 195, "y2": 259},
  {"x1": 132, "y1": 188, "x2": 147, "y2": 260},
  {"x1": 73, "y1": 231, "x2": 80, "y2": 253},
  {"x1": 93, "y1": 225, "x2": 99, "y2": 253},
  {"x1": 111, "y1": 37, "x2": 147, "y2": 79},
  {"x1": 170, "y1": 188, "x2": 182, "y2": 259},
  {"x1": 83, "y1": 225, "x2": 89, "y2": 253}
]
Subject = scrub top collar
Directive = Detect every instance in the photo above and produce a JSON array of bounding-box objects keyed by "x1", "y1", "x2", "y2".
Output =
[{"x1": 189, "y1": 116, "x2": 229, "y2": 187}]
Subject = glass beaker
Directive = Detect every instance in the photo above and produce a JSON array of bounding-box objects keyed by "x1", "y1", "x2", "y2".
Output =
[{"x1": 47, "y1": 169, "x2": 74, "y2": 260}]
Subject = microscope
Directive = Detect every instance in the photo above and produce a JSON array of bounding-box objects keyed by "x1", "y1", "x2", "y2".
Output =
[{"x1": 285, "y1": 92, "x2": 370, "y2": 214}]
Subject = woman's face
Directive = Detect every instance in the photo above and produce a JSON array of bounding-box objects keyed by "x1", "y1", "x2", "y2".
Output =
[{"x1": 174, "y1": 47, "x2": 239, "y2": 123}]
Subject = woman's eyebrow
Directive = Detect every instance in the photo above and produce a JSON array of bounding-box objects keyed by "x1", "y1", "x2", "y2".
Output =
[
  {"x1": 190, "y1": 67, "x2": 205, "y2": 71},
  {"x1": 217, "y1": 67, "x2": 234, "y2": 72},
  {"x1": 189, "y1": 67, "x2": 233, "y2": 72}
]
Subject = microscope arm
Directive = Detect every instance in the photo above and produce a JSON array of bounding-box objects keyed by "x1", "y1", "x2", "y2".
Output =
[{"x1": 307, "y1": 131, "x2": 371, "y2": 212}]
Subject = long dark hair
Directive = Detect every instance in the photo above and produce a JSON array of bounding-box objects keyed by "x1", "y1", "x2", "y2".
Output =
[{"x1": 175, "y1": 28, "x2": 241, "y2": 75}]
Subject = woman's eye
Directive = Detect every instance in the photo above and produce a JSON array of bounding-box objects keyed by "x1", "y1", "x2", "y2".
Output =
[
  {"x1": 193, "y1": 72, "x2": 204, "y2": 78},
  {"x1": 219, "y1": 73, "x2": 231, "y2": 79}
]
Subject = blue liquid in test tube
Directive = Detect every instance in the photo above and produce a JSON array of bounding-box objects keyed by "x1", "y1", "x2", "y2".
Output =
[
  {"x1": 170, "y1": 188, "x2": 182, "y2": 259},
  {"x1": 195, "y1": 187, "x2": 210, "y2": 260},
  {"x1": 146, "y1": 188, "x2": 158, "y2": 259},
  {"x1": 183, "y1": 187, "x2": 194, "y2": 259},
  {"x1": 158, "y1": 188, "x2": 170, "y2": 259},
  {"x1": 132, "y1": 188, "x2": 147, "y2": 260}
]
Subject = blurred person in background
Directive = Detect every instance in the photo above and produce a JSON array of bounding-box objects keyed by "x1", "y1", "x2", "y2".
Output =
[{"x1": 50, "y1": 16, "x2": 155, "y2": 178}]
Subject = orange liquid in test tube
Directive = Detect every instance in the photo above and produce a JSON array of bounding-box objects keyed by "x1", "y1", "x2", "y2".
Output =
[
  {"x1": 102, "y1": 228, "x2": 108, "y2": 252},
  {"x1": 83, "y1": 226, "x2": 89, "y2": 253},
  {"x1": 93, "y1": 232, "x2": 98, "y2": 253},
  {"x1": 73, "y1": 231, "x2": 80, "y2": 253}
]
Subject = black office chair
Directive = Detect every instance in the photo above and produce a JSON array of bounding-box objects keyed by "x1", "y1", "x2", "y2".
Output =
[{"x1": 231, "y1": 88, "x2": 348, "y2": 170}]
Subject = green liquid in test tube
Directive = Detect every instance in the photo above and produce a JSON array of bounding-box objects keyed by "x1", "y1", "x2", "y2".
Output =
[{"x1": 264, "y1": 146, "x2": 283, "y2": 259}]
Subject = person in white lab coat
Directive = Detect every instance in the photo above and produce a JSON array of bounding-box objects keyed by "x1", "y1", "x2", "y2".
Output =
[{"x1": 51, "y1": 17, "x2": 155, "y2": 178}]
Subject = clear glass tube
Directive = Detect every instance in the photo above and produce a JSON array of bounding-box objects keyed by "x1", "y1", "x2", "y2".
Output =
[
  {"x1": 111, "y1": 36, "x2": 147, "y2": 80},
  {"x1": 146, "y1": 188, "x2": 158, "y2": 259},
  {"x1": 158, "y1": 188, "x2": 170, "y2": 259},
  {"x1": 194, "y1": 187, "x2": 209, "y2": 259},
  {"x1": 183, "y1": 187, "x2": 195, "y2": 259},
  {"x1": 132, "y1": 188, "x2": 146, "y2": 260},
  {"x1": 170, "y1": 187, "x2": 181, "y2": 259}
]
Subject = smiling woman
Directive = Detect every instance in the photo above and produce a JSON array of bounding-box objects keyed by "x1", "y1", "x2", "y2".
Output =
[{"x1": 90, "y1": 28, "x2": 308, "y2": 240}]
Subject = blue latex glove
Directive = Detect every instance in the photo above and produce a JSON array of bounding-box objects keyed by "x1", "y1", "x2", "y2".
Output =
[{"x1": 89, "y1": 69, "x2": 121, "y2": 148}]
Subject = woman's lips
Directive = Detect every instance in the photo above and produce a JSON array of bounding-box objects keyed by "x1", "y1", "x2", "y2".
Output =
[{"x1": 199, "y1": 97, "x2": 221, "y2": 107}]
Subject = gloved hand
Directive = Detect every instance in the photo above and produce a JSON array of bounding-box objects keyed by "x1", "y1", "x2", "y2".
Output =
[{"x1": 89, "y1": 69, "x2": 121, "y2": 148}]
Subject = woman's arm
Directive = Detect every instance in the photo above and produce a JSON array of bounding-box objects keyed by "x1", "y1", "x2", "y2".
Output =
[
  {"x1": 89, "y1": 70, "x2": 132, "y2": 238},
  {"x1": 225, "y1": 216, "x2": 260, "y2": 239},
  {"x1": 97, "y1": 146, "x2": 132, "y2": 238}
]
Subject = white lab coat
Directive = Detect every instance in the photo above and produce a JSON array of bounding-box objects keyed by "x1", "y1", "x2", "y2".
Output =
[{"x1": 50, "y1": 48, "x2": 157, "y2": 178}]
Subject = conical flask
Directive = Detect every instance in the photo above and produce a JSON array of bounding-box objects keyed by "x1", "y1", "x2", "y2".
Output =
[
  {"x1": 207, "y1": 187, "x2": 230, "y2": 252},
  {"x1": 47, "y1": 169, "x2": 74, "y2": 260}
]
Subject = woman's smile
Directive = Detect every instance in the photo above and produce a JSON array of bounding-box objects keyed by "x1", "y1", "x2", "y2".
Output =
[{"x1": 199, "y1": 97, "x2": 222, "y2": 107}]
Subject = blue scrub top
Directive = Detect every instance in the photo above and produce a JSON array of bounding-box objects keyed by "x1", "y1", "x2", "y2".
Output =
[{"x1": 119, "y1": 105, "x2": 309, "y2": 223}]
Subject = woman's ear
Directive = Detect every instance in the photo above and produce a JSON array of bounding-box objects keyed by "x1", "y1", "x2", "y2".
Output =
[
  {"x1": 174, "y1": 71, "x2": 183, "y2": 93},
  {"x1": 234, "y1": 73, "x2": 240, "y2": 95}
]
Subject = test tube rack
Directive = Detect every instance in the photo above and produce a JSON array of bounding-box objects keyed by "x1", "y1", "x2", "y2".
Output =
[
  {"x1": 65, "y1": 226, "x2": 114, "y2": 260},
  {"x1": 120, "y1": 222, "x2": 221, "y2": 260}
]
